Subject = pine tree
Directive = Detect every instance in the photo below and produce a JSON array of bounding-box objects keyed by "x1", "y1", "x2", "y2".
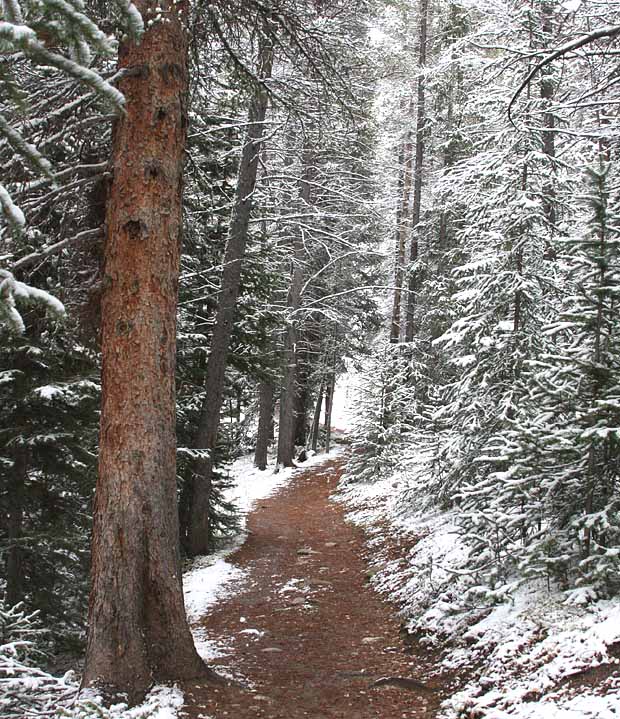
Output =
[
  {"x1": 473, "y1": 157, "x2": 620, "y2": 598},
  {"x1": 0, "y1": 0, "x2": 141, "y2": 328},
  {"x1": 0, "y1": 319, "x2": 98, "y2": 646}
]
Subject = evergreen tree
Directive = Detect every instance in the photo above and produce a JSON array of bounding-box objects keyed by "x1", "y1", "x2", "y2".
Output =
[
  {"x1": 468, "y1": 157, "x2": 620, "y2": 598},
  {"x1": 0, "y1": 319, "x2": 98, "y2": 647}
]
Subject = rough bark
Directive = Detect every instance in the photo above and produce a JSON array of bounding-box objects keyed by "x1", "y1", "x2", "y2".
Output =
[
  {"x1": 186, "y1": 41, "x2": 273, "y2": 557},
  {"x1": 82, "y1": 0, "x2": 207, "y2": 700},
  {"x1": 254, "y1": 379, "x2": 275, "y2": 470},
  {"x1": 404, "y1": 0, "x2": 429, "y2": 343},
  {"x1": 6, "y1": 448, "x2": 26, "y2": 607}
]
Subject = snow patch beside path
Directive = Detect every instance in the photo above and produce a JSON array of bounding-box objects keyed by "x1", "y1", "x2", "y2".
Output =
[
  {"x1": 337, "y1": 468, "x2": 620, "y2": 719},
  {"x1": 63, "y1": 684, "x2": 185, "y2": 719}
]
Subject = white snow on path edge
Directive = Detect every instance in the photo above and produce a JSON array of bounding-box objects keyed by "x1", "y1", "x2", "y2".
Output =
[
  {"x1": 336, "y1": 468, "x2": 620, "y2": 719},
  {"x1": 183, "y1": 446, "x2": 345, "y2": 625}
]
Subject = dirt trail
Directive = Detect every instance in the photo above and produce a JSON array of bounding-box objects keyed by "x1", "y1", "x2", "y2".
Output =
[{"x1": 181, "y1": 456, "x2": 447, "y2": 719}]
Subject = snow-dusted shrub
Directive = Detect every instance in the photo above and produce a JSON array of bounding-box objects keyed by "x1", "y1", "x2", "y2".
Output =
[
  {"x1": 0, "y1": 601, "x2": 185, "y2": 718},
  {"x1": 0, "y1": 269, "x2": 65, "y2": 334},
  {"x1": 456, "y1": 158, "x2": 620, "y2": 597},
  {"x1": 0, "y1": 601, "x2": 78, "y2": 717},
  {"x1": 57, "y1": 685, "x2": 185, "y2": 719}
]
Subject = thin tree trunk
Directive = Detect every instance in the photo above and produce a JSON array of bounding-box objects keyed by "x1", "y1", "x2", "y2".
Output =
[
  {"x1": 540, "y1": 1, "x2": 557, "y2": 260},
  {"x1": 324, "y1": 375, "x2": 334, "y2": 454},
  {"x1": 83, "y1": 0, "x2": 207, "y2": 700},
  {"x1": 404, "y1": 0, "x2": 429, "y2": 343},
  {"x1": 438, "y1": 37, "x2": 460, "y2": 254},
  {"x1": 390, "y1": 133, "x2": 413, "y2": 342},
  {"x1": 254, "y1": 379, "x2": 275, "y2": 470},
  {"x1": 277, "y1": 302, "x2": 301, "y2": 467},
  {"x1": 6, "y1": 447, "x2": 26, "y2": 607},
  {"x1": 294, "y1": 343, "x2": 309, "y2": 447},
  {"x1": 277, "y1": 154, "x2": 313, "y2": 467},
  {"x1": 310, "y1": 379, "x2": 324, "y2": 453},
  {"x1": 187, "y1": 41, "x2": 273, "y2": 557}
]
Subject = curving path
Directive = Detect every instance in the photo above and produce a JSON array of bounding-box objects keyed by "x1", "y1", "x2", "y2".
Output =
[{"x1": 181, "y1": 457, "x2": 446, "y2": 719}]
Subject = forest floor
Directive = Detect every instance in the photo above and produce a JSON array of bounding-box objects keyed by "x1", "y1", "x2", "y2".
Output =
[{"x1": 180, "y1": 454, "x2": 451, "y2": 719}]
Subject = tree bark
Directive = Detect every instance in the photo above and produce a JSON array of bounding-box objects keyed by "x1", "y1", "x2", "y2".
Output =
[
  {"x1": 277, "y1": 156, "x2": 312, "y2": 467},
  {"x1": 324, "y1": 375, "x2": 334, "y2": 454},
  {"x1": 186, "y1": 40, "x2": 273, "y2": 557},
  {"x1": 390, "y1": 134, "x2": 413, "y2": 343},
  {"x1": 82, "y1": 0, "x2": 207, "y2": 701},
  {"x1": 310, "y1": 379, "x2": 324, "y2": 453},
  {"x1": 5, "y1": 447, "x2": 26, "y2": 607},
  {"x1": 254, "y1": 378, "x2": 275, "y2": 470},
  {"x1": 404, "y1": 0, "x2": 429, "y2": 343}
]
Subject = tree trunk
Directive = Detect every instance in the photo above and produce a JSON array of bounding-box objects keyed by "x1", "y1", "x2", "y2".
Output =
[
  {"x1": 83, "y1": 0, "x2": 207, "y2": 701},
  {"x1": 277, "y1": 154, "x2": 313, "y2": 467},
  {"x1": 540, "y1": 1, "x2": 557, "y2": 259},
  {"x1": 254, "y1": 378, "x2": 275, "y2": 470},
  {"x1": 404, "y1": 0, "x2": 429, "y2": 343},
  {"x1": 6, "y1": 447, "x2": 26, "y2": 607},
  {"x1": 390, "y1": 133, "x2": 413, "y2": 343},
  {"x1": 310, "y1": 379, "x2": 324, "y2": 453},
  {"x1": 293, "y1": 344, "x2": 310, "y2": 447},
  {"x1": 324, "y1": 375, "x2": 334, "y2": 454},
  {"x1": 277, "y1": 319, "x2": 301, "y2": 467},
  {"x1": 187, "y1": 41, "x2": 273, "y2": 557}
]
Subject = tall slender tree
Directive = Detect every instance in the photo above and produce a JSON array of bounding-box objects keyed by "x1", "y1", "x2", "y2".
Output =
[
  {"x1": 187, "y1": 35, "x2": 273, "y2": 556},
  {"x1": 404, "y1": 0, "x2": 429, "y2": 343}
]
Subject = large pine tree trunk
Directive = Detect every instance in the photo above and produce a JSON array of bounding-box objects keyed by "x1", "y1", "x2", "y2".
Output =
[
  {"x1": 254, "y1": 378, "x2": 275, "y2": 470},
  {"x1": 187, "y1": 41, "x2": 273, "y2": 557},
  {"x1": 404, "y1": 0, "x2": 429, "y2": 343},
  {"x1": 82, "y1": 0, "x2": 207, "y2": 700}
]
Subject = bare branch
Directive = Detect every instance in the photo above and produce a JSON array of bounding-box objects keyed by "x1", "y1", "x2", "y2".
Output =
[
  {"x1": 12, "y1": 228, "x2": 103, "y2": 272},
  {"x1": 508, "y1": 24, "x2": 620, "y2": 125}
]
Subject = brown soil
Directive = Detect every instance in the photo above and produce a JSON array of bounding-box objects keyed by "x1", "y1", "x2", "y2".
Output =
[
  {"x1": 180, "y1": 456, "x2": 449, "y2": 719},
  {"x1": 558, "y1": 641, "x2": 620, "y2": 695}
]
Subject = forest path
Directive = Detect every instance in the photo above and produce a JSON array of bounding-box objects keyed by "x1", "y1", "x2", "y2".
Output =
[{"x1": 181, "y1": 455, "x2": 446, "y2": 719}]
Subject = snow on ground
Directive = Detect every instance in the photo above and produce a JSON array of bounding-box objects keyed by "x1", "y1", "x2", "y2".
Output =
[
  {"x1": 60, "y1": 684, "x2": 185, "y2": 719},
  {"x1": 337, "y1": 466, "x2": 620, "y2": 719}
]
